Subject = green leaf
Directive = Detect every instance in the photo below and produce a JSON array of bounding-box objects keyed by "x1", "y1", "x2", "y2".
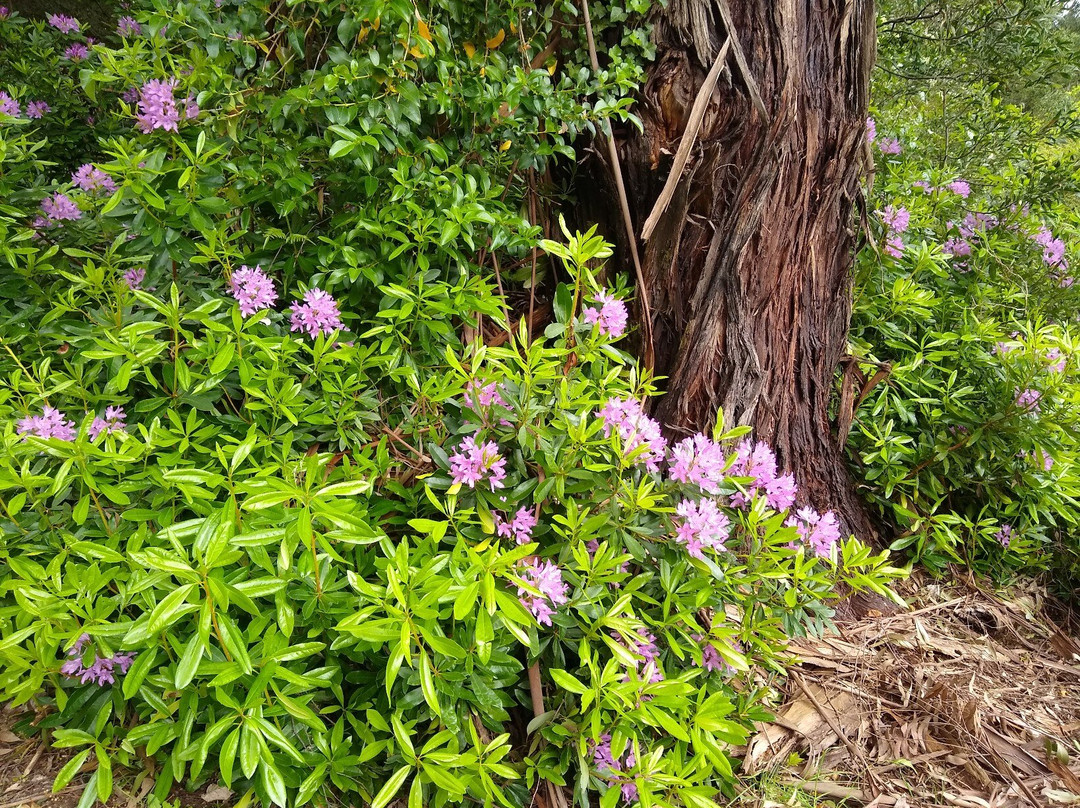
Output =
[
  {"x1": 175, "y1": 633, "x2": 204, "y2": 689},
  {"x1": 371, "y1": 766, "x2": 411, "y2": 808},
  {"x1": 95, "y1": 745, "x2": 113, "y2": 802},
  {"x1": 219, "y1": 728, "x2": 239, "y2": 787},
  {"x1": 261, "y1": 760, "x2": 288, "y2": 808},
  {"x1": 53, "y1": 749, "x2": 91, "y2": 792},
  {"x1": 143, "y1": 583, "x2": 198, "y2": 637},
  {"x1": 122, "y1": 648, "x2": 157, "y2": 698},
  {"x1": 549, "y1": 669, "x2": 588, "y2": 695}
]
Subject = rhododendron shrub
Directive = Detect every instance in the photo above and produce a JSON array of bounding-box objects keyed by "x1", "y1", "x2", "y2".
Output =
[
  {"x1": 850, "y1": 11, "x2": 1080, "y2": 579},
  {"x1": 0, "y1": 4, "x2": 905, "y2": 808}
]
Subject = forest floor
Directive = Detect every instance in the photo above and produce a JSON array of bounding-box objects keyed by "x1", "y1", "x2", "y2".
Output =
[
  {"x1": 3, "y1": 574, "x2": 1080, "y2": 808},
  {"x1": 738, "y1": 573, "x2": 1080, "y2": 808}
]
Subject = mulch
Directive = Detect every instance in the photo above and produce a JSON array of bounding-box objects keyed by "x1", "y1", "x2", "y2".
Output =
[{"x1": 738, "y1": 573, "x2": 1080, "y2": 807}]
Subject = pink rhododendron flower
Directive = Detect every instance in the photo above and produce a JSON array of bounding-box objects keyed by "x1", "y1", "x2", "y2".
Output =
[
  {"x1": 88, "y1": 406, "x2": 126, "y2": 440},
  {"x1": 71, "y1": 164, "x2": 116, "y2": 194},
  {"x1": 669, "y1": 433, "x2": 726, "y2": 493},
  {"x1": 41, "y1": 193, "x2": 81, "y2": 222},
  {"x1": 496, "y1": 507, "x2": 536, "y2": 544},
  {"x1": 590, "y1": 735, "x2": 639, "y2": 803},
  {"x1": 598, "y1": 397, "x2": 667, "y2": 472},
  {"x1": 995, "y1": 524, "x2": 1013, "y2": 548},
  {"x1": 449, "y1": 433, "x2": 506, "y2": 490},
  {"x1": 64, "y1": 43, "x2": 89, "y2": 60},
  {"x1": 865, "y1": 117, "x2": 876, "y2": 144},
  {"x1": 17, "y1": 406, "x2": 76, "y2": 440},
  {"x1": 123, "y1": 268, "x2": 145, "y2": 289},
  {"x1": 878, "y1": 138, "x2": 901, "y2": 154},
  {"x1": 786, "y1": 507, "x2": 841, "y2": 558},
  {"x1": 26, "y1": 101, "x2": 50, "y2": 118},
  {"x1": 0, "y1": 91, "x2": 19, "y2": 117},
  {"x1": 117, "y1": 16, "x2": 141, "y2": 36},
  {"x1": 727, "y1": 439, "x2": 797, "y2": 510},
  {"x1": 947, "y1": 180, "x2": 971, "y2": 198},
  {"x1": 229, "y1": 265, "x2": 277, "y2": 316},
  {"x1": 943, "y1": 238, "x2": 971, "y2": 258},
  {"x1": 135, "y1": 79, "x2": 181, "y2": 133},
  {"x1": 289, "y1": 288, "x2": 344, "y2": 338},
  {"x1": 674, "y1": 498, "x2": 730, "y2": 559},
  {"x1": 880, "y1": 205, "x2": 910, "y2": 233},
  {"x1": 612, "y1": 628, "x2": 663, "y2": 683},
  {"x1": 583, "y1": 290, "x2": 628, "y2": 339},
  {"x1": 47, "y1": 13, "x2": 80, "y2": 33},
  {"x1": 515, "y1": 558, "x2": 568, "y2": 626},
  {"x1": 1015, "y1": 388, "x2": 1041, "y2": 413}
]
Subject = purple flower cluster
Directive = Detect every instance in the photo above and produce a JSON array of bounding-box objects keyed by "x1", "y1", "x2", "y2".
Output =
[
  {"x1": 228, "y1": 265, "x2": 277, "y2": 316},
  {"x1": 41, "y1": 192, "x2": 81, "y2": 222},
  {"x1": 674, "y1": 498, "x2": 730, "y2": 559},
  {"x1": 598, "y1": 397, "x2": 667, "y2": 472},
  {"x1": 1046, "y1": 348, "x2": 1066, "y2": 373},
  {"x1": 591, "y1": 735, "x2": 639, "y2": 803},
  {"x1": 47, "y1": 13, "x2": 80, "y2": 33},
  {"x1": 26, "y1": 101, "x2": 50, "y2": 118},
  {"x1": 117, "y1": 16, "x2": 141, "y2": 36},
  {"x1": 947, "y1": 180, "x2": 971, "y2": 198},
  {"x1": 17, "y1": 406, "x2": 76, "y2": 440},
  {"x1": 669, "y1": 433, "x2": 727, "y2": 493},
  {"x1": 995, "y1": 524, "x2": 1013, "y2": 548},
  {"x1": 60, "y1": 635, "x2": 135, "y2": 686},
  {"x1": 1033, "y1": 226, "x2": 1068, "y2": 271},
  {"x1": 289, "y1": 288, "x2": 344, "y2": 338},
  {"x1": 449, "y1": 433, "x2": 506, "y2": 490},
  {"x1": 0, "y1": 92, "x2": 20, "y2": 117},
  {"x1": 943, "y1": 237, "x2": 972, "y2": 259},
  {"x1": 728, "y1": 439, "x2": 798, "y2": 510},
  {"x1": 583, "y1": 290, "x2": 628, "y2": 339},
  {"x1": 959, "y1": 212, "x2": 997, "y2": 240},
  {"x1": 880, "y1": 205, "x2": 910, "y2": 233},
  {"x1": 1015, "y1": 388, "x2": 1041, "y2": 413},
  {"x1": 72, "y1": 164, "x2": 116, "y2": 194},
  {"x1": 786, "y1": 507, "x2": 841, "y2": 558},
  {"x1": 123, "y1": 267, "x2": 146, "y2": 289},
  {"x1": 865, "y1": 117, "x2": 876, "y2": 144},
  {"x1": 880, "y1": 204, "x2": 909, "y2": 259},
  {"x1": 135, "y1": 79, "x2": 197, "y2": 133},
  {"x1": 88, "y1": 406, "x2": 126, "y2": 440},
  {"x1": 878, "y1": 138, "x2": 902, "y2": 155},
  {"x1": 64, "y1": 43, "x2": 89, "y2": 61},
  {"x1": 515, "y1": 558, "x2": 568, "y2": 626},
  {"x1": 496, "y1": 507, "x2": 536, "y2": 544}
]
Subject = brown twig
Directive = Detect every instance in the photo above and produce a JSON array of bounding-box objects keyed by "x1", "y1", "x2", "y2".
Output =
[{"x1": 578, "y1": 0, "x2": 655, "y2": 373}]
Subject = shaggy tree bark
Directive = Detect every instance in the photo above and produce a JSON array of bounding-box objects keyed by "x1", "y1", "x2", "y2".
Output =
[{"x1": 580, "y1": 0, "x2": 877, "y2": 535}]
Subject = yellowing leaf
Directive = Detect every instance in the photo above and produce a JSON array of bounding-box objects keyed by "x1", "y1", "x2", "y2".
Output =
[
  {"x1": 547, "y1": 60, "x2": 557, "y2": 76},
  {"x1": 416, "y1": 18, "x2": 432, "y2": 42},
  {"x1": 463, "y1": 41, "x2": 475, "y2": 58},
  {"x1": 499, "y1": 140, "x2": 512, "y2": 152},
  {"x1": 510, "y1": 21, "x2": 518, "y2": 34},
  {"x1": 408, "y1": 45, "x2": 424, "y2": 58},
  {"x1": 486, "y1": 29, "x2": 505, "y2": 49},
  {"x1": 371, "y1": 17, "x2": 381, "y2": 30}
]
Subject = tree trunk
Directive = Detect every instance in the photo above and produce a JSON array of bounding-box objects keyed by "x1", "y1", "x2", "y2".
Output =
[{"x1": 581, "y1": 0, "x2": 878, "y2": 536}]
